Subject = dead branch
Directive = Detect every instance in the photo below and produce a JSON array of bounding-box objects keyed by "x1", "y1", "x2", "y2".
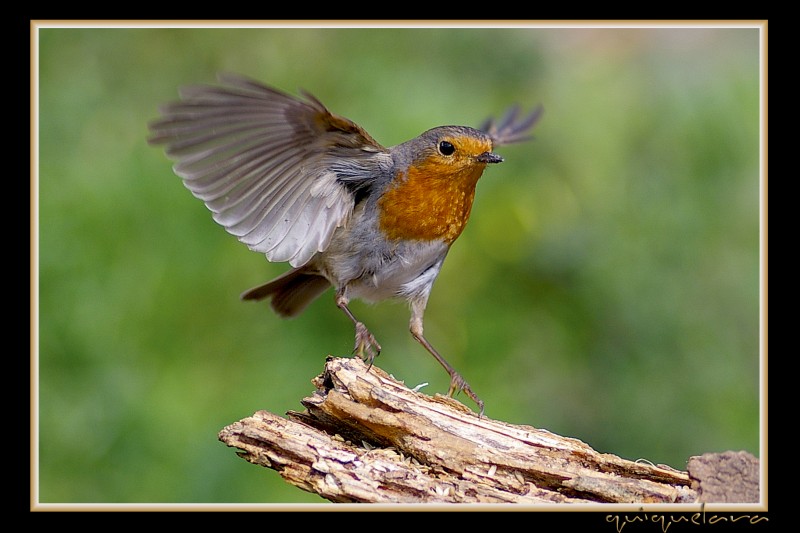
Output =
[{"x1": 218, "y1": 356, "x2": 758, "y2": 504}]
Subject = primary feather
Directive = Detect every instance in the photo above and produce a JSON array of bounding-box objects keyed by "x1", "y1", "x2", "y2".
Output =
[{"x1": 148, "y1": 73, "x2": 390, "y2": 268}]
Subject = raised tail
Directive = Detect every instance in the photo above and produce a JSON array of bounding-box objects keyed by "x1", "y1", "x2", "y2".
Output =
[{"x1": 240, "y1": 268, "x2": 331, "y2": 318}]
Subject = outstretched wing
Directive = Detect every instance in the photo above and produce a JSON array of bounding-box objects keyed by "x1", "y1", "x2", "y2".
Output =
[
  {"x1": 479, "y1": 104, "x2": 544, "y2": 146},
  {"x1": 148, "y1": 73, "x2": 390, "y2": 268}
]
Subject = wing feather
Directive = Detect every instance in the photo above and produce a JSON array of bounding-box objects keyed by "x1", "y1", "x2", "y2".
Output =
[
  {"x1": 149, "y1": 73, "x2": 391, "y2": 267},
  {"x1": 479, "y1": 104, "x2": 544, "y2": 146}
]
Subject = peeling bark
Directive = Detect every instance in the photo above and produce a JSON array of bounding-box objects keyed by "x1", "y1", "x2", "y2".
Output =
[{"x1": 218, "y1": 357, "x2": 758, "y2": 504}]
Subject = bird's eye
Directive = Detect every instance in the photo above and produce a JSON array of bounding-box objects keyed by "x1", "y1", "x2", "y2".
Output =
[{"x1": 438, "y1": 141, "x2": 455, "y2": 156}]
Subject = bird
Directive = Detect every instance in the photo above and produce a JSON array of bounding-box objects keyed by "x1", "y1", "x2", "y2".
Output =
[{"x1": 148, "y1": 73, "x2": 542, "y2": 415}]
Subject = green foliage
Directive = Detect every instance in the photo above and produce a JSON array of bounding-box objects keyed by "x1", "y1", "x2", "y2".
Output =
[{"x1": 36, "y1": 25, "x2": 761, "y2": 504}]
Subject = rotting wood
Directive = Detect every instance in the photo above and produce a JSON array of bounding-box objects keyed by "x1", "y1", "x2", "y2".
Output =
[
  {"x1": 687, "y1": 451, "x2": 760, "y2": 503},
  {"x1": 218, "y1": 356, "x2": 758, "y2": 504}
]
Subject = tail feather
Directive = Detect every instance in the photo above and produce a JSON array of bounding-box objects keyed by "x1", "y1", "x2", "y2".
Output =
[{"x1": 241, "y1": 268, "x2": 331, "y2": 318}]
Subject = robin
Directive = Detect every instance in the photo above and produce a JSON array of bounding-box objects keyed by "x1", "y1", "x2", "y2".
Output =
[{"x1": 149, "y1": 73, "x2": 542, "y2": 415}]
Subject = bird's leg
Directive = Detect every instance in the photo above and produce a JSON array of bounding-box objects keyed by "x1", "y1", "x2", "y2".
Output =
[
  {"x1": 409, "y1": 300, "x2": 485, "y2": 417},
  {"x1": 335, "y1": 289, "x2": 381, "y2": 369}
]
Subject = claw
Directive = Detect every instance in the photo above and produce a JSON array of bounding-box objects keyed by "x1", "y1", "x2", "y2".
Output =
[
  {"x1": 447, "y1": 371, "x2": 485, "y2": 418},
  {"x1": 353, "y1": 321, "x2": 382, "y2": 370}
]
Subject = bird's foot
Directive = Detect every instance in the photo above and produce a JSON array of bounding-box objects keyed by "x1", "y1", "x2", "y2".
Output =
[
  {"x1": 447, "y1": 372, "x2": 485, "y2": 418},
  {"x1": 353, "y1": 322, "x2": 382, "y2": 370}
]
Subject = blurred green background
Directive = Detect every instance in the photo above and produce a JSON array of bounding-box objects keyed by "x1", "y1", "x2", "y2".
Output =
[{"x1": 35, "y1": 25, "x2": 762, "y2": 505}]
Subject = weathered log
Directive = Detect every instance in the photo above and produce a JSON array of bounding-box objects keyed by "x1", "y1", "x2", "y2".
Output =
[{"x1": 218, "y1": 356, "x2": 758, "y2": 504}]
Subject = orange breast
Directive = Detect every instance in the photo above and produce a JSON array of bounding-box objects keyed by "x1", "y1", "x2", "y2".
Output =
[{"x1": 377, "y1": 160, "x2": 486, "y2": 244}]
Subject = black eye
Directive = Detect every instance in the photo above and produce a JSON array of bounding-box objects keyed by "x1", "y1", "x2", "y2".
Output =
[{"x1": 438, "y1": 140, "x2": 455, "y2": 156}]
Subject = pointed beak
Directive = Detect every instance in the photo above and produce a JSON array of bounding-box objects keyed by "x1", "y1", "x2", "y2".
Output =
[{"x1": 476, "y1": 151, "x2": 503, "y2": 164}]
